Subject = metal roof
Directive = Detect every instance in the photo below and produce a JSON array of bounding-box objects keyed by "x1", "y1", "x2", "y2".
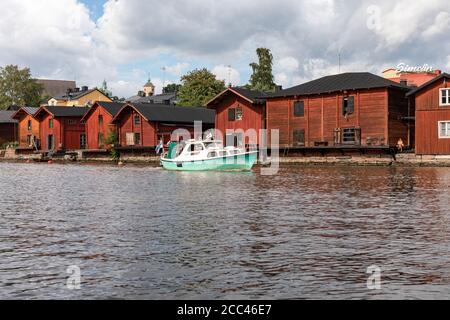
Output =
[
  {"x1": 268, "y1": 72, "x2": 410, "y2": 98},
  {"x1": 113, "y1": 103, "x2": 215, "y2": 124},
  {"x1": 35, "y1": 106, "x2": 90, "y2": 118},
  {"x1": 0, "y1": 111, "x2": 18, "y2": 124}
]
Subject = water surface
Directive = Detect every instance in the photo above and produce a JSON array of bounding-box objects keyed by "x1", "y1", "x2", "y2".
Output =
[{"x1": 1, "y1": 162, "x2": 450, "y2": 299}]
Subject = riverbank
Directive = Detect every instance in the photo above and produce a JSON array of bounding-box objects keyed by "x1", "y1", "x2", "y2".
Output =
[{"x1": 3, "y1": 150, "x2": 450, "y2": 167}]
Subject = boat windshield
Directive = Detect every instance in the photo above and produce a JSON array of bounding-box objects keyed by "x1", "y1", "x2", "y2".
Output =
[{"x1": 204, "y1": 142, "x2": 222, "y2": 149}]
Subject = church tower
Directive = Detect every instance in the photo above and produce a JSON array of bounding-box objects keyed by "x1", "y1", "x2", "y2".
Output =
[{"x1": 143, "y1": 78, "x2": 155, "y2": 97}]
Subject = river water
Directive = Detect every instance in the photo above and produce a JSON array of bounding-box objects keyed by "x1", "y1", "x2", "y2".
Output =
[{"x1": 1, "y1": 162, "x2": 450, "y2": 299}]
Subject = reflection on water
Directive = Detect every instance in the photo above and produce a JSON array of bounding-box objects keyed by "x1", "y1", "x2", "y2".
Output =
[{"x1": 1, "y1": 162, "x2": 450, "y2": 299}]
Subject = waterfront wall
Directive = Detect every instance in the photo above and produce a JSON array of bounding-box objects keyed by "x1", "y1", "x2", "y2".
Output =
[{"x1": 3, "y1": 147, "x2": 450, "y2": 167}]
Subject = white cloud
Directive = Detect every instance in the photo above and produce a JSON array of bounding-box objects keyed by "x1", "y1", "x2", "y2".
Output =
[
  {"x1": 423, "y1": 11, "x2": 450, "y2": 39},
  {"x1": 212, "y1": 65, "x2": 241, "y2": 86},
  {"x1": 1, "y1": 0, "x2": 450, "y2": 97},
  {"x1": 165, "y1": 62, "x2": 190, "y2": 77}
]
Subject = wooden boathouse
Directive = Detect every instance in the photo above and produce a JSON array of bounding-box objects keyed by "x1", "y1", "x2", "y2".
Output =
[
  {"x1": 206, "y1": 87, "x2": 267, "y2": 146},
  {"x1": 33, "y1": 106, "x2": 89, "y2": 151},
  {"x1": 265, "y1": 72, "x2": 412, "y2": 155},
  {"x1": 11, "y1": 107, "x2": 40, "y2": 150},
  {"x1": 407, "y1": 73, "x2": 450, "y2": 155},
  {"x1": 111, "y1": 103, "x2": 215, "y2": 149},
  {"x1": 80, "y1": 101, "x2": 125, "y2": 150}
]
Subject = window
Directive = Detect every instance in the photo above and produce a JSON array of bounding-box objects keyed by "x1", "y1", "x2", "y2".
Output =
[
  {"x1": 439, "y1": 121, "x2": 450, "y2": 138},
  {"x1": 134, "y1": 133, "x2": 141, "y2": 145},
  {"x1": 27, "y1": 120, "x2": 32, "y2": 131},
  {"x1": 440, "y1": 89, "x2": 450, "y2": 106},
  {"x1": 134, "y1": 114, "x2": 141, "y2": 125},
  {"x1": 49, "y1": 119, "x2": 53, "y2": 129},
  {"x1": 67, "y1": 119, "x2": 77, "y2": 125},
  {"x1": 228, "y1": 108, "x2": 236, "y2": 121},
  {"x1": 27, "y1": 135, "x2": 32, "y2": 146},
  {"x1": 235, "y1": 107, "x2": 243, "y2": 121},
  {"x1": 98, "y1": 132, "x2": 105, "y2": 147},
  {"x1": 98, "y1": 115, "x2": 104, "y2": 126},
  {"x1": 126, "y1": 132, "x2": 135, "y2": 145},
  {"x1": 80, "y1": 134, "x2": 86, "y2": 149},
  {"x1": 343, "y1": 96, "x2": 355, "y2": 116},
  {"x1": 208, "y1": 151, "x2": 218, "y2": 158},
  {"x1": 293, "y1": 129, "x2": 305, "y2": 146},
  {"x1": 294, "y1": 101, "x2": 305, "y2": 117},
  {"x1": 342, "y1": 128, "x2": 361, "y2": 145},
  {"x1": 189, "y1": 143, "x2": 204, "y2": 153}
]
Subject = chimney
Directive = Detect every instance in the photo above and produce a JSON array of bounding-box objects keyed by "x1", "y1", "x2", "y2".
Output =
[
  {"x1": 275, "y1": 85, "x2": 283, "y2": 92},
  {"x1": 82, "y1": 86, "x2": 89, "y2": 92},
  {"x1": 138, "y1": 91, "x2": 145, "y2": 97},
  {"x1": 400, "y1": 79, "x2": 408, "y2": 86}
]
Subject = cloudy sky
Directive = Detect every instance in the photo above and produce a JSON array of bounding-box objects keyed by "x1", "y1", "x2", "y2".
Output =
[{"x1": 0, "y1": 0, "x2": 449, "y2": 98}]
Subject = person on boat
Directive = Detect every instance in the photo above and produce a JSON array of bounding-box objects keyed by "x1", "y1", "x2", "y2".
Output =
[
  {"x1": 155, "y1": 139, "x2": 164, "y2": 154},
  {"x1": 397, "y1": 138, "x2": 405, "y2": 152}
]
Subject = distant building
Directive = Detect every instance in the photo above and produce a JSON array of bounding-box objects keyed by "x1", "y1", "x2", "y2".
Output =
[
  {"x1": 128, "y1": 92, "x2": 177, "y2": 105},
  {"x1": 36, "y1": 79, "x2": 77, "y2": 98},
  {"x1": 143, "y1": 79, "x2": 155, "y2": 97},
  {"x1": 382, "y1": 68, "x2": 442, "y2": 88},
  {"x1": 127, "y1": 79, "x2": 177, "y2": 105},
  {"x1": 48, "y1": 87, "x2": 112, "y2": 107}
]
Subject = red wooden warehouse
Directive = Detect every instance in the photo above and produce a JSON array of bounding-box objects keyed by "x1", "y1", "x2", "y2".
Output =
[
  {"x1": 206, "y1": 87, "x2": 267, "y2": 146},
  {"x1": 265, "y1": 72, "x2": 412, "y2": 151},
  {"x1": 0, "y1": 111, "x2": 18, "y2": 146},
  {"x1": 112, "y1": 103, "x2": 215, "y2": 148},
  {"x1": 33, "y1": 106, "x2": 89, "y2": 151},
  {"x1": 11, "y1": 107, "x2": 40, "y2": 149},
  {"x1": 81, "y1": 101, "x2": 124, "y2": 150},
  {"x1": 407, "y1": 73, "x2": 450, "y2": 155}
]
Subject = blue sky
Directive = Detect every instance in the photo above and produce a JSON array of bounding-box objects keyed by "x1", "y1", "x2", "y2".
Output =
[
  {"x1": 1, "y1": 0, "x2": 449, "y2": 98},
  {"x1": 80, "y1": 0, "x2": 106, "y2": 21}
]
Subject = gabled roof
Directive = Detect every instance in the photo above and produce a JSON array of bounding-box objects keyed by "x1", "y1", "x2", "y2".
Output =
[
  {"x1": 80, "y1": 102, "x2": 125, "y2": 122},
  {"x1": 34, "y1": 106, "x2": 90, "y2": 119},
  {"x1": 206, "y1": 87, "x2": 267, "y2": 107},
  {"x1": 269, "y1": 72, "x2": 410, "y2": 98},
  {"x1": 12, "y1": 107, "x2": 39, "y2": 120},
  {"x1": 406, "y1": 73, "x2": 450, "y2": 97},
  {"x1": 112, "y1": 103, "x2": 215, "y2": 124},
  {"x1": 0, "y1": 111, "x2": 17, "y2": 124},
  {"x1": 54, "y1": 88, "x2": 110, "y2": 101}
]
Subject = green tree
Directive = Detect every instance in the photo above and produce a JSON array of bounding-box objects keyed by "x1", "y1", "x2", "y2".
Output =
[
  {"x1": 177, "y1": 69, "x2": 225, "y2": 106},
  {"x1": 0, "y1": 65, "x2": 43, "y2": 109},
  {"x1": 163, "y1": 83, "x2": 182, "y2": 93},
  {"x1": 249, "y1": 48, "x2": 276, "y2": 93}
]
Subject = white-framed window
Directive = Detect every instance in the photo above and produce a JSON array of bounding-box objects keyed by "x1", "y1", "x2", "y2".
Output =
[
  {"x1": 440, "y1": 88, "x2": 450, "y2": 107},
  {"x1": 438, "y1": 121, "x2": 450, "y2": 139}
]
